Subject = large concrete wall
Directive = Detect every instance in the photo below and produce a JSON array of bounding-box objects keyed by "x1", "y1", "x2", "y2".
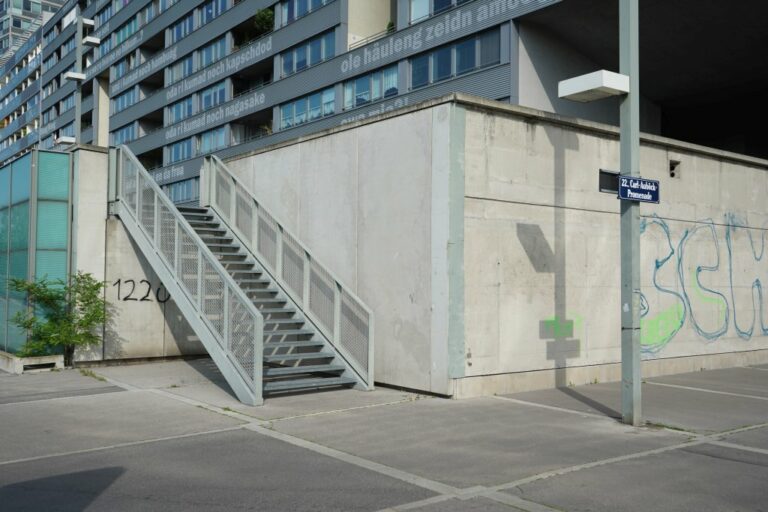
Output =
[
  {"x1": 72, "y1": 147, "x2": 203, "y2": 362},
  {"x1": 227, "y1": 104, "x2": 460, "y2": 394},
  {"x1": 459, "y1": 98, "x2": 768, "y2": 395}
]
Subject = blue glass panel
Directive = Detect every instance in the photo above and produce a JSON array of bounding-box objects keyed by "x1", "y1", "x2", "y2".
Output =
[
  {"x1": 6, "y1": 296, "x2": 27, "y2": 353},
  {"x1": 0, "y1": 208, "x2": 7, "y2": 251}
]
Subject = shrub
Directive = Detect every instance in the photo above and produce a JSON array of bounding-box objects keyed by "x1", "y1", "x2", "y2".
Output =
[{"x1": 10, "y1": 272, "x2": 107, "y2": 366}]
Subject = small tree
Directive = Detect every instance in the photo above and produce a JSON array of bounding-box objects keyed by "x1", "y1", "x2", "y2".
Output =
[{"x1": 10, "y1": 272, "x2": 107, "y2": 366}]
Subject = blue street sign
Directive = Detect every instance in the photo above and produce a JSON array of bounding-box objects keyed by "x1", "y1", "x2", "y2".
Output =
[{"x1": 618, "y1": 176, "x2": 660, "y2": 203}]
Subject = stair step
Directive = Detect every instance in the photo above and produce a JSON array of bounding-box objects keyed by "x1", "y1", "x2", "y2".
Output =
[
  {"x1": 265, "y1": 340, "x2": 324, "y2": 349},
  {"x1": 264, "y1": 329, "x2": 314, "y2": 337},
  {"x1": 236, "y1": 278, "x2": 271, "y2": 285},
  {"x1": 253, "y1": 298, "x2": 288, "y2": 304},
  {"x1": 263, "y1": 377, "x2": 356, "y2": 393},
  {"x1": 265, "y1": 318, "x2": 305, "y2": 325},
  {"x1": 264, "y1": 352, "x2": 334, "y2": 363},
  {"x1": 217, "y1": 254, "x2": 248, "y2": 260},
  {"x1": 182, "y1": 213, "x2": 213, "y2": 221},
  {"x1": 195, "y1": 228, "x2": 227, "y2": 235},
  {"x1": 245, "y1": 288, "x2": 279, "y2": 295},
  {"x1": 263, "y1": 364, "x2": 345, "y2": 377},
  {"x1": 177, "y1": 207, "x2": 208, "y2": 213},
  {"x1": 261, "y1": 307, "x2": 297, "y2": 314}
]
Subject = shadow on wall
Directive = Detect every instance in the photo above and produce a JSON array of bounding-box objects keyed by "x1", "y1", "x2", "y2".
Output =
[
  {"x1": 515, "y1": 124, "x2": 581, "y2": 389},
  {"x1": 0, "y1": 467, "x2": 125, "y2": 512}
]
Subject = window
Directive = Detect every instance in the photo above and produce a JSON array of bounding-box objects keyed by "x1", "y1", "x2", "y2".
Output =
[
  {"x1": 99, "y1": 38, "x2": 113, "y2": 58},
  {"x1": 163, "y1": 177, "x2": 199, "y2": 203},
  {"x1": 169, "y1": 13, "x2": 193, "y2": 44},
  {"x1": 280, "y1": 88, "x2": 334, "y2": 129},
  {"x1": 115, "y1": 17, "x2": 138, "y2": 44},
  {"x1": 113, "y1": 88, "x2": 137, "y2": 113},
  {"x1": 198, "y1": 126, "x2": 226, "y2": 153},
  {"x1": 281, "y1": 30, "x2": 335, "y2": 77},
  {"x1": 343, "y1": 65, "x2": 398, "y2": 109},
  {"x1": 168, "y1": 54, "x2": 194, "y2": 83},
  {"x1": 60, "y1": 37, "x2": 76, "y2": 58},
  {"x1": 59, "y1": 122, "x2": 75, "y2": 138},
  {"x1": 59, "y1": 93, "x2": 75, "y2": 113},
  {"x1": 112, "y1": 123, "x2": 136, "y2": 145},
  {"x1": 410, "y1": 0, "x2": 472, "y2": 23},
  {"x1": 409, "y1": 28, "x2": 501, "y2": 89},
  {"x1": 280, "y1": 0, "x2": 331, "y2": 26},
  {"x1": 199, "y1": 81, "x2": 226, "y2": 111},
  {"x1": 410, "y1": 54, "x2": 429, "y2": 89},
  {"x1": 168, "y1": 96, "x2": 193, "y2": 123},
  {"x1": 410, "y1": 0, "x2": 429, "y2": 23},
  {"x1": 96, "y1": 5, "x2": 112, "y2": 27},
  {"x1": 200, "y1": 37, "x2": 226, "y2": 69},
  {"x1": 200, "y1": 0, "x2": 226, "y2": 25},
  {"x1": 168, "y1": 137, "x2": 193, "y2": 163}
]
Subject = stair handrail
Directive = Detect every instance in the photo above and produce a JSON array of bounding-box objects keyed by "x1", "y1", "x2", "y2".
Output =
[
  {"x1": 201, "y1": 155, "x2": 374, "y2": 390},
  {"x1": 113, "y1": 145, "x2": 264, "y2": 405}
]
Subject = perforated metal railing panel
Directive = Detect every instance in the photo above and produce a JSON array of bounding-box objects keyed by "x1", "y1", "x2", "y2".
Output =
[
  {"x1": 205, "y1": 156, "x2": 374, "y2": 389},
  {"x1": 115, "y1": 146, "x2": 263, "y2": 404}
]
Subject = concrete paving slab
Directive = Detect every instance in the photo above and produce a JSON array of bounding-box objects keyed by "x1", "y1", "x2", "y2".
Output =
[
  {"x1": 0, "y1": 429, "x2": 434, "y2": 512},
  {"x1": 506, "y1": 443, "x2": 768, "y2": 512},
  {"x1": 0, "y1": 369, "x2": 122, "y2": 404},
  {"x1": 721, "y1": 425, "x2": 768, "y2": 451},
  {"x1": 168, "y1": 381, "x2": 420, "y2": 420},
  {"x1": 0, "y1": 390, "x2": 243, "y2": 463},
  {"x1": 94, "y1": 359, "x2": 227, "y2": 390},
  {"x1": 273, "y1": 397, "x2": 683, "y2": 488},
  {"x1": 748, "y1": 364, "x2": 768, "y2": 370},
  {"x1": 648, "y1": 367, "x2": 768, "y2": 398},
  {"x1": 507, "y1": 381, "x2": 768, "y2": 433}
]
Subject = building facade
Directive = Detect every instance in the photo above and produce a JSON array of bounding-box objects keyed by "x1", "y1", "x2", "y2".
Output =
[
  {"x1": 0, "y1": 0, "x2": 62, "y2": 58},
  {"x1": 2, "y1": 0, "x2": 572, "y2": 204}
]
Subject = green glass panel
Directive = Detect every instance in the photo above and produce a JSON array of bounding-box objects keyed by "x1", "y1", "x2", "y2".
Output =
[
  {"x1": 36, "y1": 201, "x2": 68, "y2": 250},
  {"x1": 35, "y1": 251, "x2": 67, "y2": 283},
  {"x1": 0, "y1": 252, "x2": 7, "y2": 295},
  {"x1": 8, "y1": 250, "x2": 28, "y2": 282},
  {"x1": 0, "y1": 166, "x2": 9, "y2": 208},
  {"x1": 0, "y1": 296, "x2": 6, "y2": 352},
  {"x1": 37, "y1": 152, "x2": 71, "y2": 200},
  {"x1": 9, "y1": 202, "x2": 29, "y2": 251},
  {"x1": 0, "y1": 207, "x2": 8, "y2": 251},
  {"x1": 6, "y1": 296, "x2": 27, "y2": 353},
  {"x1": 10, "y1": 154, "x2": 31, "y2": 205}
]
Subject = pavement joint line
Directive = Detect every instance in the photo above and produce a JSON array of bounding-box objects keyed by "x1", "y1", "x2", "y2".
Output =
[
  {"x1": 0, "y1": 425, "x2": 246, "y2": 467},
  {"x1": 745, "y1": 366, "x2": 768, "y2": 372},
  {"x1": 705, "y1": 440, "x2": 768, "y2": 456},
  {"x1": 376, "y1": 494, "x2": 456, "y2": 511},
  {"x1": 491, "y1": 395, "x2": 620, "y2": 421},
  {"x1": 717, "y1": 422, "x2": 768, "y2": 437},
  {"x1": 484, "y1": 491, "x2": 563, "y2": 512},
  {"x1": 645, "y1": 381, "x2": 768, "y2": 401},
  {"x1": 0, "y1": 389, "x2": 124, "y2": 408},
  {"x1": 266, "y1": 395, "x2": 432, "y2": 424},
  {"x1": 94, "y1": 373, "x2": 142, "y2": 392},
  {"x1": 148, "y1": 388, "x2": 262, "y2": 424},
  {"x1": 491, "y1": 439, "x2": 708, "y2": 491}
]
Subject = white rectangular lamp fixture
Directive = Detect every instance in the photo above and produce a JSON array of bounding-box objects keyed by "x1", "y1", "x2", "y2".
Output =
[{"x1": 558, "y1": 70, "x2": 630, "y2": 102}]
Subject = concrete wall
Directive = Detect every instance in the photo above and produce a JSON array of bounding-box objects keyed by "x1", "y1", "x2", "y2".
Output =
[
  {"x1": 72, "y1": 146, "x2": 203, "y2": 362},
  {"x1": 459, "y1": 98, "x2": 768, "y2": 395},
  {"x1": 226, "y1": 104, "x2": 460, "y2": 394}
]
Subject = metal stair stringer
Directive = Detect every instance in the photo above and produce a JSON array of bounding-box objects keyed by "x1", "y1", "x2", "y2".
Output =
[{"x1": 111, "y1": 146, "x2": 264, "y2": 406}]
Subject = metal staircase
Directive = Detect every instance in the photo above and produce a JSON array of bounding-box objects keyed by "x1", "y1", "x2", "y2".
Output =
[
  {"x1": 178, "y1": 206, "x2": 359, "y2": 394},
  {"x1": 111, "y1": 146, "x2": 373, "y2": 405}
]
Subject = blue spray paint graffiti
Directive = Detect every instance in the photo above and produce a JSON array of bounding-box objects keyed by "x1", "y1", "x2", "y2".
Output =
[{"x1": 640, "y1": 213, "x2": 767, "y2": 355}]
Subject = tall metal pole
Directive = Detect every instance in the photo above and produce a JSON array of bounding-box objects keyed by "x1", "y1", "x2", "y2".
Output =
[{"x1": 620, "y1": 0, "x2": 641, "y2": 426}]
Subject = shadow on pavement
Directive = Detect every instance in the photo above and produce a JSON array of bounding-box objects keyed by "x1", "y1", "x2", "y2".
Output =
[
  {"x1": 0, "y1": 467, "x2": 125, "y2": 511},
  {"x1": 557, "y1": 386, "x2": 621, "y2": 419}
]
